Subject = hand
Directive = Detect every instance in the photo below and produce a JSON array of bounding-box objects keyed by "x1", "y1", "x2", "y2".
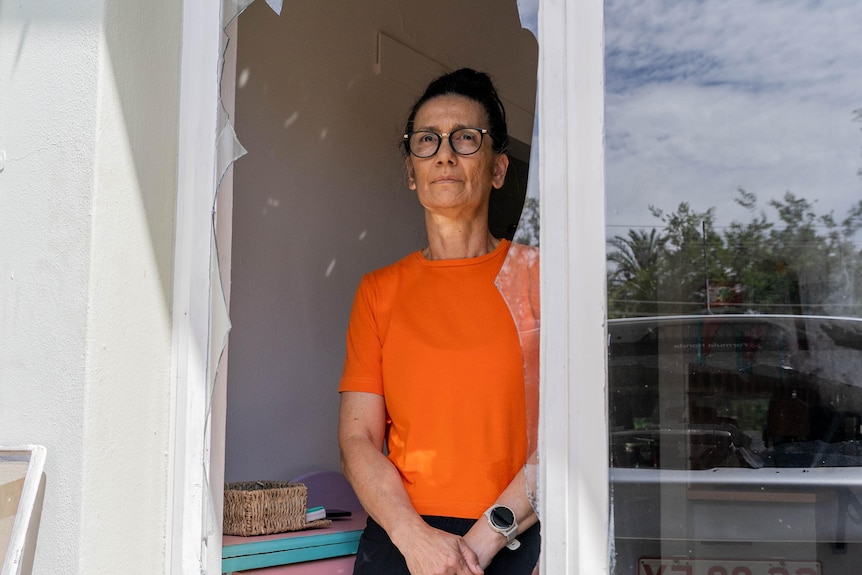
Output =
[{"x1": 393, "y1": 522, "x2": 484, "y2": 575}]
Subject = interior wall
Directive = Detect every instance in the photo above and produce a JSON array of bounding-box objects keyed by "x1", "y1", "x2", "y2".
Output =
[{"x1": 225, "y1": 0, "x2": 538, "y2": 483}]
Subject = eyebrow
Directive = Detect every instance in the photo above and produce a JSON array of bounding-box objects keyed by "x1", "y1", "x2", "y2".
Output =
[{"x1": 412, "y1": 123, "x2": 478, "y2": 133}]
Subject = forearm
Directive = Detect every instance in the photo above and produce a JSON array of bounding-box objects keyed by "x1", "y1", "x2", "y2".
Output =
[
  {"x1": 339, "y1": 433, "x2": 427, "y2": 543},
  {"x1": 464, "y1": 463, "x2": 538, "y2": 568},
  {"x1": 494, "y1": 468, "x2": 539, "y2": 534},
  {"x1": 340, "y1": 432, "x2": 484, "y2": 575}
]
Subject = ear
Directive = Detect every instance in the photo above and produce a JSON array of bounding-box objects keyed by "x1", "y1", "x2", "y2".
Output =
[
  {"x1": 491, "y1": 153, "x2": 509, "y2": 190},
  {"x1": 406, "y1": 158, "x2": 417, "y2": 190}
]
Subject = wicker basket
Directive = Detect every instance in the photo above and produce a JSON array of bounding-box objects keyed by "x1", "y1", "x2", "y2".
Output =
[{"x1": 224, "y1": 481, "x2": 328, "y2": 536}]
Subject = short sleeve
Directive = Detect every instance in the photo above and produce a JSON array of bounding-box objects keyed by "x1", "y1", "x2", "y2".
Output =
[{"x1": 338, "y1": 275, "x2": 385, "y2": 395}]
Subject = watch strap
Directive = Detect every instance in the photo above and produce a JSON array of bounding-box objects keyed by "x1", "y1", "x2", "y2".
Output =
[{"x1": 484, "y1": 505, "x2": 521, "y2": 551}]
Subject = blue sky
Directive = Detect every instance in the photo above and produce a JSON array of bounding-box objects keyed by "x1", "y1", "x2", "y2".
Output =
[
  {"x1": 603, "y1": 0, "x2": 862, "y2": 234},
  {"x1": 517, "y1": 0, "x2": 538, "y2": 37}
]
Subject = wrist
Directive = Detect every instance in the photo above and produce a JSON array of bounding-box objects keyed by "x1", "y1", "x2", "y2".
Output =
[
  {"x1": 483, "y1": 504, "x2": 520, "y2": 551},
  {"x1": 464, "y1": 519, "x2": 506, "y2": 569},
  {"x1": 387, "y1": 515, "x2": 431, "y2": 550}
]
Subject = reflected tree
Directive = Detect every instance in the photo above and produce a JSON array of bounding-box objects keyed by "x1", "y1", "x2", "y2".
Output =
[
  {"x1": 608, "y1": 191, "x2": 862, "y2": 319},
  {"x1": 607, "y1": 228, "x2": 666, "y2": 317},
  {"x1": 513, "y1": 196, "x2": 540, "y2": 247},
  {"x1": 651, "y1": 202, "x2": 723, "y2": 315}
]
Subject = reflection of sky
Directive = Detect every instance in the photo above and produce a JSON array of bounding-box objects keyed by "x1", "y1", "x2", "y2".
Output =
[
  {"x1": 605, "y1": 0, "x2": 862, "y2": 233},
  {"x1": 516, "y1": 0, "x2": 540, "y2": 209},
  {"x1": 517, "y1": 0, "x2": 538, "y2": 37}
]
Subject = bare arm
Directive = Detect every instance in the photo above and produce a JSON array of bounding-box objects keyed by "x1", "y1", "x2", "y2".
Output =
[
  {"x1": 462, "y1": 464, "x2": 539, "y2": 569},
  {"x1": 338, "y1": 391, "x2": 483, "y2": 575}
]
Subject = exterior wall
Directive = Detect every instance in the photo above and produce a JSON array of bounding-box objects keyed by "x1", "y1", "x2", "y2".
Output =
[{"x1": 0, "y1": 1, "x2": 182, "y2": 573}]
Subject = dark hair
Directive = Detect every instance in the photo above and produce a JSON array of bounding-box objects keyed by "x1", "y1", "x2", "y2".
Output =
[{"x1": 403, "y1": 68, "x2": 509, "y2": 155}]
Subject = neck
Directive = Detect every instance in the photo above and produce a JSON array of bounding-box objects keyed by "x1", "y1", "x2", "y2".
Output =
[{"x1": 423, "y1": 215, "x2": 499, "y2": 260}]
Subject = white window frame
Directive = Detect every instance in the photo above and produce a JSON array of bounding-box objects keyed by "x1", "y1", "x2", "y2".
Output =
[
  {"x1": 537, "y1": 0, "x2": 609, "y2": 573},
  {"x1": 169, "y1": 0, "x2": 223, "y2": 573},
  {"x1": 168, "y1": 0, "x2": 609, "y2": 573}
]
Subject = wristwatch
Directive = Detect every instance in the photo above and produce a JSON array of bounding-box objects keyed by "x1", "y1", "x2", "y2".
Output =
[{"x1": 484, "y1": 505, "x2": 520, "y2": 550}]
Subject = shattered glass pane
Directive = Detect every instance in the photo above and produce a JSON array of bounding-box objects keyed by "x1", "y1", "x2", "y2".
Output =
[
  {"x1": 495, "y1": 228, "x2": 540, "y2": 513},
  {"x1": 496, "y1": 0, "x2": 541, "y2": 515},
  {"x1": 263, "y1": 0, "x2": 283, "y2": 16},
  {"x1": 211, "y1": 3, "x2": 542, "y2": 569},
  {"x1": 517, "y1": 0, "x2": 539, "y2": 39},
  {"x1": 198, "y1": 0, "x2": 260, "y2": 570},
  {"x1": 223, "y1": 0, "x2": 280, "y2": 27},
  {"x1": 215, "y1": 110, "x2": 247, "y2": 200},
  {"x1": 208, "y1": 232, "x2": 232, "y2": 419},
  {"x1": 222, "y1": 0, "x2": 255, "y2": 27}
]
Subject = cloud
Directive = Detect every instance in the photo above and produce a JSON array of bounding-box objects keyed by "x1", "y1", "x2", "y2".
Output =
[
  {"x1": 517, "y1": 0, "x2": 539, "y2": 37},
  {"x1": 605, "y1": 0, "x2": 862, "y2": 232}
]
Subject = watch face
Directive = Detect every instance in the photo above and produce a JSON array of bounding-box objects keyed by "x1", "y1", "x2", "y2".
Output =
[{"x1": 490, "y1": 506, "x2": 515, "y2": 529}]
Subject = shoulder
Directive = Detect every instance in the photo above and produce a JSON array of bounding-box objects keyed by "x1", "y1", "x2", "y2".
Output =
[
  {"x1": 353, "y1": 250, "x2": 422, "y2": 305},
  {"x1": 362, "y1": 250, "x2": 420, "y2": 285}
]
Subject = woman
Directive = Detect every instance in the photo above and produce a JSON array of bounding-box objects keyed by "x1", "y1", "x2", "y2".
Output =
[{"x1": 338, "y1": 68, "x2": 540, "y2": 575}]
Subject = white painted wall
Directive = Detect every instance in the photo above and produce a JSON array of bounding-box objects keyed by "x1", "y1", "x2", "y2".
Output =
[
  {"x1": 0, "y1": 2, "x2": 182, "y2": 573},
  {"x1": 225, "y1": 0, "x2": 538, "y2": 483}
]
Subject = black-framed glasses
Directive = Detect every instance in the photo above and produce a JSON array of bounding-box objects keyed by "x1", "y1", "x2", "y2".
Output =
[{"x1": 403, "y1": 128, "x2": 489, "y2": 158}]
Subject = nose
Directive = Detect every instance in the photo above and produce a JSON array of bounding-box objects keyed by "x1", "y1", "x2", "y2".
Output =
[{"x1": 435, "y1": 137, "x2": 458, "y2": 163}]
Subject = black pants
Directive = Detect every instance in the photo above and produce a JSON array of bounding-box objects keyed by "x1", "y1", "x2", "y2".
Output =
[{"x1": 352, "y1": 515, "x2": 540, "y2": 575}]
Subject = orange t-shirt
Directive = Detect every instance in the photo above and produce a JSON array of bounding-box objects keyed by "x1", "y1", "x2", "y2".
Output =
[{"x1": 339, "y1": 240, "x2": 534, "y2": 519}]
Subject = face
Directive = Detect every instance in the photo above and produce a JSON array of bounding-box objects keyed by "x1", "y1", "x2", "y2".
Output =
[{"x1": 406, "y1": 94, "x2": 508, "y2": 217}]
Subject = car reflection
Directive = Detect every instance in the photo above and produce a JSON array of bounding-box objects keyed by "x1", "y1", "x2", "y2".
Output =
[{"x1": 608, "y1": 314, "x2": 862, "y2": 575}]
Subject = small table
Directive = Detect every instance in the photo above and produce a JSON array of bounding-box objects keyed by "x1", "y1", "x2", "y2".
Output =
[
  {"x1": 222, "y1": 512, "x2": 367, "y2": 573},
  {"x1": 230, "y1": 554, "x2": 356, "y2": 574}
]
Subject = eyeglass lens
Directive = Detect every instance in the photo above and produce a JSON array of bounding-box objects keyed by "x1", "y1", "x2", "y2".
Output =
[{"x1": 407, "y1": 128, "x2": 485, "y2": 158}]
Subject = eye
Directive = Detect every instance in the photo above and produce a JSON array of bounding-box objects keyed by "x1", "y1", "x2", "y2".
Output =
[
  {"x1": 453, "y1": 130, "x2": 477, "y2": 142},
  {"x1": 417, "y1": 132, "x2": 438, "y2": 144}
]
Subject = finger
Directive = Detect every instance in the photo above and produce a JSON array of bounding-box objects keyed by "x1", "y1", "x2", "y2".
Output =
[{"x1": 458, "y1": 539, "x2": 484, "y2": 575}]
